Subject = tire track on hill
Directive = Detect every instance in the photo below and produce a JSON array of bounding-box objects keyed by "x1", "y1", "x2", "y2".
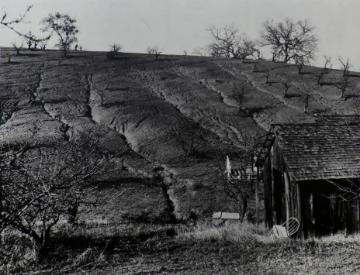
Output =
[
  {"x1": 31, "y1": 62, "x2": 71, "y2": 141},
  {"x1": 208, "y1": 61, "x2": 278, "y2": 130},
  {"x1": 172, "y1": 65, "x2": 264, "y2": 147},
  {"x1": 212, "y1": 61, "x2": 318, "y2": 128},
  {"x1": 214, "y1": 61, "x2": 305, "y2": 113},
  {"x1": 86, "y1": 73, "x2": 141, "y2": 156},
  {"x1": 173, "y1": 65, "x2": 239, "y2": 109},
  {"x1": 86, "y1": 72, "x2": 185, "y2": 220},
  {"x1": 290, "y1": 82, "x2": 338, "y2": 115},
  {"x1": 130, "y1": 69, "x2": 251, "y2": 149}
]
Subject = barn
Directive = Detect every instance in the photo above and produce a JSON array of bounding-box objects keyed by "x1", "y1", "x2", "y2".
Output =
[{"x1": 257, "y1": 116, "x2": 360, "y2": 237}]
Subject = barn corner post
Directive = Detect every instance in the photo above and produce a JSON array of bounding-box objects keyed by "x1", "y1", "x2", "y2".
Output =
[
  {"x1": 284, "y1": 171, "x2": 290, "y2": 232},
  {"x1": 296, "y1": 181, "x2": 304, "y2": 239},
  {"x1": 263, "y1": 143, "x2": 274, "y2": 228},
  {"x1": 255, "y1": 164, "x2": 260, "y2": 226}
]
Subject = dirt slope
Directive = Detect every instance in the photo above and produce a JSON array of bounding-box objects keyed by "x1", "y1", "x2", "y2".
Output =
[{"x1": 1, "y1": 48, "x2": 360, "y2": 221}]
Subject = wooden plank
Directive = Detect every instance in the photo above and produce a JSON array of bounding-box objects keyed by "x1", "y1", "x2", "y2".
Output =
[
  {"x1": 309, "y1": 192, "x2": 314, "y2": 237},
  {"x1": 255, "y1": 165, "x2": 260, "y2": 225},
  {"x1": 284, "y1": 172, "x2": 290, "y2": 231},
  {"x1": 212, "y1": 212, "x2": 240, "y2": 220},
  {"x1": 357, "y1": 199, "x2": 360, "y2": 231},
  {"x1": 296, "y1": 183, "x2": 303, "y2": 238},
  {"x1": 273, "y1": 169, "x2": 283, "y2": 224},
  {"x1": 270, "y1": 147, "x2": 275, "y2": 226},
  {"x1": 263, "y1": 157, "x2": 273, "y2": 228}
]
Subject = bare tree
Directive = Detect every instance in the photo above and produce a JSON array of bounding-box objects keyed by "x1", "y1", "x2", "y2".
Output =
[
  {"x1": 223, "y1": 166, "x2": 253, "y2": 221},
  {"x1": 294, "y1": 55, "x2": 307, "y2": 74},
  {"x1": 282, "y1": 80, "x2": 292, "y2": 98},
  {"x1": 39, "y1": 41, "x2": 47, "y2": 51},
  {"x1": 265, "y1": 69, "x2": 272, "y2": 85},
  {"x1": 107, "y1": 43, "x2": 122, "y2": 59},
  {"x1": 208, "y1": 25, "x2": 259, "y2": 60},
  {"x1": 174, "y1": 121, "x2": 206, "y2": 160},
  {"x1": 110, "y1": 43, "x2": 122, "y2": 53},
  {"x1": 323, "y1": 56, "x2": 332, "y2": 72},
  {"x1": 236, "y1": 36, "x2": 260, "y2": 60},
  {"x1": 11, "y1": 43, "x2": 23, "y2": 55},
  {"x1": 0, "y1": 135, "x2": 106, "y2": 261},
  {"x1": 0, "y1": 6, "x2": 32, "y2": 38},
  {"x1": 233, "y1": 83, "x2": 246, "y2": 107},
  {"x1": 260, "y1": 18, "x2": 317, "y2": 63},
  {"x1": 317, "y1": 56, "x2": 332, "y2": 86},
  {"x1": 5, "y1": 53, "x2": 12, "y2": 64},
  {"x1": 0, "y1": 6, "x2": 50, "y2": 51},
  {"x1": 41, "y1": 13, "x2": 79, "y2": 57},
  {"x1": 338, "y1": 57, "x2": 351, "y2": 77},
  {"x1": 317, "y1": 71, "x2": 326, "y2": 87},
  {"x1": 222, "y1": 133, "x2": 258, "y2": 221},
  {"x1": 147, "y1": 46, "x2": 162, "y2": 60},
  {"x1": 304, "y1": 94, "x2": 309, "y2": 113},
  {"x1": 23, "y1": 31, "x2": 43, "y2": 50},
  {"x1": 208, "y1": 25, "x2": 236, "y2": 58},
  {"x1": 335, "y1": 76, "x2": 350, "y2": 99}
]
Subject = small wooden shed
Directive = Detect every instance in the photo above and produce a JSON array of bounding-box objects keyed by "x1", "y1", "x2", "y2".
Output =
[{"x1": 257, "y1": 116, "x2": 360, "y2": 237}]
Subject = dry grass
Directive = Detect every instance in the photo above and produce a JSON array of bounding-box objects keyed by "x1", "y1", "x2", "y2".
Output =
[
  {"x1": 176, "y1": 222, "x2": 360, "y2": 274},
  {"x1": 178, "y1": 221, "x2": 360, "y2": 246},
  {"x1": 178, "y1": 221, "x2": 272, "y2": 243},
  {"x1": 4, "y1": 221, "x2": 360, "y2": 274},
  {"x1": 315, "y1": 232, "x2": 360, "y2": 244}
]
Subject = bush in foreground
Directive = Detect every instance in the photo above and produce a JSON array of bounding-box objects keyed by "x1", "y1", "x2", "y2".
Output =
[{"x1": 178, "y1": 221, "x2": 271, "y2": 244}]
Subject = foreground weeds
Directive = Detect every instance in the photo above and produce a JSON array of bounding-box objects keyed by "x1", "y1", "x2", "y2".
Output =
[
  {"x1": 178, "y1": 221, "x2": 271, "y2": 243},
  {"x1": 2, "y1": 221, "x2": 360, "y2": 274},
  {"x1": 176, "y1": 222, "x2": 360, "y2": 274}
]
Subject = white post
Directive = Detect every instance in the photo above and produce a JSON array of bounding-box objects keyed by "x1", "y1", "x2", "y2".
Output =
[{"x1": 225, "y1": 155, "x2": 231, "y2": 179}]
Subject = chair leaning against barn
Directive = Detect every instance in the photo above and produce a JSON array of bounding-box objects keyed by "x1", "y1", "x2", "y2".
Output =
[{"x1": 272, "y1": 217, "x2": 300, "y2": 238}]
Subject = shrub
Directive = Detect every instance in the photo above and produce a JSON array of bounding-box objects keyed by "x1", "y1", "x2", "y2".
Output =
[
  {"x1": 178, "y1": 221, "x2": 271, "y2": 244},
  {"x1": 107, "y1": 43, "x2": 122, "y2": 60}
]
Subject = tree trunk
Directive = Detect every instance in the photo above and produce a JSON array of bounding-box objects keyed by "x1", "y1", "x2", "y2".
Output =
[
  {"x1": 255, "y1": 167, "x2": 260, "y2": 225},
  {"x1": 241, "y1": 195, "x2": 248, "y2": 222},
  {"x1": 32, "y1": 235, "x2": 47, "y2": 263},
  {"x1": 284, "y1": 48, "x2": 289, "y2": 63},
  {"x1": 31, "y1": 226, "x2": 53, "y2": 263}
]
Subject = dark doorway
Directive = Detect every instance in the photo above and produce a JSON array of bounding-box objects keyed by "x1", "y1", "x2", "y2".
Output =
[{"x1": 300, "y1": 180, "x2": 357, "y2": 237}]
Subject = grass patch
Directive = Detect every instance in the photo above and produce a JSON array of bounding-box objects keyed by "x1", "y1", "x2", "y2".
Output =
[{"x1": 178, "y1": 221, "x2": 272, "y2": 244}]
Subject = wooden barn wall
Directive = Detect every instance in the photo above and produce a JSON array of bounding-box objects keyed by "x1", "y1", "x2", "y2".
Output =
[
  {"x1": 298, "y1": 179, "x2": 360, "y2": 237},
  {"x1": 263, "y1": 141, "x2": 289, "y2": 228},
  {"x1": 263, "y1": 155, "x2": 273, "y2": 228},
  {"x1": 272, "y1": 140, "x2": 284, "y2": 171},
  {"x1": 262, "y1": 138, "x2": 360, "y2": 237},
  {"x1": 263, "y1": 140, "x2": 304, "y2": 236}
]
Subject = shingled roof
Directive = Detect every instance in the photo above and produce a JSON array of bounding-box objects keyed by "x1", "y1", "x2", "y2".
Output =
[{"x1": 272, "y1": 116, "x2": 360, "y2": 181}]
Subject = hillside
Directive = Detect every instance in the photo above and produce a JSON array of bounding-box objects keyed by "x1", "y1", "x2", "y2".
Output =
[{"x1": 1, "y1": 48, "x2": 360, "y2": 222}]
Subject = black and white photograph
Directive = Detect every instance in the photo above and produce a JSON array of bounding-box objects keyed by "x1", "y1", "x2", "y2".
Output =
[{"x1": 0, "y1": 0, "x2": 360, "y2": 273}]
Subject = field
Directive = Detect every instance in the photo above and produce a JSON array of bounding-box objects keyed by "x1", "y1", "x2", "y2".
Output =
[
  {"x1": 2, "y1": 48, "x2": 360, "y2": 220},
  {"x1": 4, "y1": 221, "x2": 360, "y2": 274},
  {"x1": 2, "y1": 48, "x2": 360, "y2": 273}
]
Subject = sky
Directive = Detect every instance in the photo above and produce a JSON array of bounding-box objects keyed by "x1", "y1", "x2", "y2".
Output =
[{"x1": 1, "y1": 0, "x2": 360, "y2": 69}]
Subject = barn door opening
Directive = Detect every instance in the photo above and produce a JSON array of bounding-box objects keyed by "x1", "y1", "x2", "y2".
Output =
[{"x1": 313, "y1": 193, "x2": 334, "y2": 235}]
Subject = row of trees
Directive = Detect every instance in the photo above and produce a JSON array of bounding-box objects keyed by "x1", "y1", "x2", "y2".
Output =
[
  {"x1": 2, "y1": 6, "x2": 79, "y2": 57},
  {"x1": 106, "y1": 45, "x2": 161, "y2": 61},
  {"x1": 4, "y1": 5, "x2": 165, "y2": 61},
  {"x1": 208, "y1": 18, "x2": 318, "y2": 65}
]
